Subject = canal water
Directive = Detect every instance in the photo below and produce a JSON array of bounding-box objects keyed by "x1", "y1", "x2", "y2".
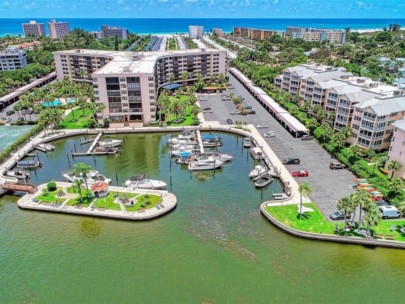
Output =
[
  {"x1": 0, "y1": 132, "x2": 404, "y2": 303},
  {"x1": 0, "y1": 125, "x2": 33, "y2": 152}
]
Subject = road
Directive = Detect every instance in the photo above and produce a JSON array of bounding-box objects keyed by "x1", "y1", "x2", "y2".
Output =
[{"x1": 199, "y1": 73, "x2": 355, "y2": 219}]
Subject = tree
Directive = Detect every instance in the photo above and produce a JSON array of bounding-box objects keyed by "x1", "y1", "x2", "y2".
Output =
[
  {"x1": 349, "y1": 145, "x2": 364, "y2": 158},
  {"x1": 371, "y1": 154, "x2": 385, "y2": 176},
  {"x1": 74, "y1": 179, "x2": 84, "y2": 203},
  {"x1": 387, "y1": 160, "x2": 402, "y2": 179},
  {"x1": 157, "y1": 94, "x2": 170, "y2": 122},
  {"x1": 190, "y1": 105, "x2": 201, "y2": 117},
  {"x1": 337, "y1": 196, "x2": 357, "y2": 227},
  {"x1": 363, "y1": 204, "x2": 381, "y2": 237},
  {"x1": 399, "y1": 201, "x2": 405, "y2": 218},
  {"x1": 319, "y1": 122, "x2": 334, "y2": 143},
  {"x1": 170, "y1": 99, "x2": 184, "y2": 119},
  {"x1": 298, "y1": 183, "x2": 312, "y2": 217},
  {"x1": 72, "y1": 163, "x2": 93, "y2": 196},
  {"x1": 168, "y1": 73, "x2": 175, "y2": 84},
  {"x1": 351, "y1": 190, "x2": 372, "y2": 228},
  {"x1": 388, "y1": 178, "x2": 405, "y2": 199},
  {"x1": 181, "y1": 72, "x2": 190, "y2": 87}
]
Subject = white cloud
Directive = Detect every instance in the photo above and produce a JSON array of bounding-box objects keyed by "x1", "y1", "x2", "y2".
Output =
[
  {"x1": 24, "y1": 2, "x2": 36, "y2": 9},
  {"x1": 273, "y1": 0, "x2": 279, "y2": 4}
]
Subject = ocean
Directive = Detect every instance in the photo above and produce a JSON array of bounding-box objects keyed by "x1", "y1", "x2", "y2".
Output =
[{"x1": 1, "y1": 18, "x2": 405, "y2": 36}]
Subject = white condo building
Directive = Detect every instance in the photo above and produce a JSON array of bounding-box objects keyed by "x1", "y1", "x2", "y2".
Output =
[
  {"x1": 0, "y1": 47, "x2": 27, "y2": 71},
  {"x1": 189, "y1": 26, "x2": 204, "y2": 39},
  {"x1": 22, "y1": 20, "x2": 46, "y2": 38},
  {"x1": 48, "y1": 19, "x2": 70, "y2": 39},
  {"x1": 53, "y1": 48, "x2": 226, "y2": 127}
]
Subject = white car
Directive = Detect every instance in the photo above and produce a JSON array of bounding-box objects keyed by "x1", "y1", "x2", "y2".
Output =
[
  {"x1": 264, "y1": 131, "x2": 275, "y2": 138},
  {"x1": 257, "y1": 124, "x2": 268, "y2": 129}
]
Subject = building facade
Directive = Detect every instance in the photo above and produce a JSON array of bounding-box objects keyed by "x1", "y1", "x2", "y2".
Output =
[
  {"x1": 275, "y1": 63, "x2": 405, "y2": 150},
  {"x1": 22, "y1": 21, "x2": 46, "y2": 38},
  {"x1": 188, "y1": 26, "x2": 204, "y2": 39},
  {"x1": 53, "y1": 49, "x2": 226, "y2": 127},
  {"x1": 101, "y1": 25, "x2": 128, "y2": 40},
  {"x1": 386, "y1": 119, "x2": 405, "y2": 179},
  {"x1": 0, "y1": 47, "x2": 27, "y2": 71},
  {"x1": 212, "y1": 28, "x2": 224, "y2": 37},
  {"x1": 233, "y1": 27, "x2": 277, "y2": 41},
  {"x1": 48, "y1": 19, "x2": 70, "y2": 39},
  {"x1": 286, "y1": 27, "x2": 346, "y2": 44}
]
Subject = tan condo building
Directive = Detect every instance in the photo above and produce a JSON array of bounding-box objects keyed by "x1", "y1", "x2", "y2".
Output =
[
  {"x1": 53, "y1": 49, "x2": 226, "y2": 127},
  {"x1": 386, "y1": 118, "x2": 405, "y2": 179}
]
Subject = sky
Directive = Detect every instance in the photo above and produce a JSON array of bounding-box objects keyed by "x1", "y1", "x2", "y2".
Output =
[{"x1": 0, "y1": 0, "x2": 404, "y2": 19}]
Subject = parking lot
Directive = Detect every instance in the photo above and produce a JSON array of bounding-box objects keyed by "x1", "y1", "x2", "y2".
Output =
[
  {"x1": 199, "y1": 73, "x2": 355, "y2": 219},
  {"x1": 0, "y1": 103, "x2": 39, "y2": 124}
]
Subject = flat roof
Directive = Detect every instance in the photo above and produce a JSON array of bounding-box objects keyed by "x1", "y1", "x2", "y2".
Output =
[{"x1": 55, "y1": 48, "x2": 225, "y2": 75}]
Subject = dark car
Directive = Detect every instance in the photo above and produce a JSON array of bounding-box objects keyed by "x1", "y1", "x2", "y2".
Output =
[
  {"x1": 244, "y1": 105, "x2": 253, "y2": 110},
  {"x1": 329, "y1": 162, "x2": 346, "y2": 170},
  {"x1": 17, "y1": 117, "x2": 25, "y2": 122},
  {"x1": 6, "y1": 110, "x2": 15, "y2": 116},
  {"x1": 247, "y1": 110, "x2": 256, "y2": 114},
  {"x1": 330, "y1": 211, "x2": 352, "y2": 221},
  {"x1": 227, "y1": 118, "x2": 233, "y2": 125},
  {"x1": 301, "y1": 135, "x2": 314, "y2": 140},
  {"x1": 283, "y1": 158, "x2": 300, "y2": 165}
]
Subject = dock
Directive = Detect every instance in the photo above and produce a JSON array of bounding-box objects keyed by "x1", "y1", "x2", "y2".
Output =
[
  {"x1": 87, "y1": 132, "x2": 103, "y2": 154},
  {"x1": 80, "y1": 138, "x2": 96, "y2": 145},
  {"x1": 196, "y1": 130, "x2": 204, "y2": 153}
]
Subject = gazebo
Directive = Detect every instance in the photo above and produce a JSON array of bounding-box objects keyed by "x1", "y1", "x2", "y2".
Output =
[{"x1": 91, "y1": 182, "x2": 109, "y2": 198}]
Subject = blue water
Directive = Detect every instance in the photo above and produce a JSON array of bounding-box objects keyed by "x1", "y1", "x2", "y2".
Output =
[
  {"x1": 1, "y1": 18, "x2": 404, "y2": 36},
  {"x1": 43, "y1": 99, "x2": 75, "y2": 107}
]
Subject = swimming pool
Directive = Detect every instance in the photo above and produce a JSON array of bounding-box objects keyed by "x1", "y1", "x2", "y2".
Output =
[{"x1": 42, "y1": 99, "x2": 76, "y2": 107}]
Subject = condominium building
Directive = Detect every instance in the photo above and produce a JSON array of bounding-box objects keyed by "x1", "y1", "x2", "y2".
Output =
[
  {"x1": 0, "y1": 47, "x2": 27, "y2": 71},
  {"x1": 22, "y1": 21, "x2": 46, "y2": 38},
  {"x1": 275, "y1": 63, "x2": 405, "y2": 150},
  {"x1": 286, "y1": 27, "x2": 346, "y2": 44},
  {"x1": 53, "y1": 48, "x2": 226, "y2": 127},
  {"x1": 48, "y1": 19, "x2": 70, "y2": 39},
  {"x1": 101, "y1": 25, "x2": 128, "y2": 40},
  {"x1": 233, "y1": 27, "x2": 277, "y2": 41},
  {"x1": 212, "y1": 28, "x2": 224, "y2": 37},
  {"x1": 188, "y1": 26, "x2": 204, "y2": 39},
  {"x1": 386, "y1": 118, "x2": 405, "y2": 179}
]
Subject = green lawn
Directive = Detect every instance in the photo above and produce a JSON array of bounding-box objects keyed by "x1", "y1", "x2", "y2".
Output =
[
  {"x1": 65, "y1": 196, "x2": 93, "y2": 207},
  {"x1": 66, "y1": 186, "x2": 92, "y2": 196},
  {"x1": 125, "y1": 194, "x2": 162, "y2": 212},
  {"x1": 35, "y1": 188, "x2": 65, "y2": 203},
  {"x1": 93, "y1": 192, "x2": 136, "y2": 211},
  {"x1": 371, "y1": 220, "x2": 405, "y2": 242},
  {"x1": 266, "y1": 203, "x2": 336, "y2": 234},
  {"x1": 165, "y1": 94, "x2": 198, "y2": 126},
  {"x1": 61, "y1": 108, "x2": 94, "y2": 129}
]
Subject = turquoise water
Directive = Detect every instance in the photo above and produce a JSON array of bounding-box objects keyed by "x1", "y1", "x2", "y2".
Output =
[
  {"x1": 43, "y1": 99, "x2": 75, "y2": 107},
  {"x1": 0, "y1": 125, "x2": 33, "y2": 152},
  {"x1": 1, "y1": 132, "x2": 405, "y2": 303}
]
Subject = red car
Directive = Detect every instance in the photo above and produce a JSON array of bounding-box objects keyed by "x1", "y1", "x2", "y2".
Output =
[{"x1": 292, "y1": 170, "x2": 309, "y2": 177}]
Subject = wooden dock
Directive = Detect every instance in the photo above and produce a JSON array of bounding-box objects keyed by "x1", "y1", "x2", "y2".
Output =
[{"x1": 87, "y1": 132, "x2": 103, "y2": 153}]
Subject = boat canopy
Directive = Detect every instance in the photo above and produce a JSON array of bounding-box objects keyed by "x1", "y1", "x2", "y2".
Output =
[
  {"x1": 179, "y1": 151, "x2": 192, "y2": 157},
  {"x1": 17, "y1": 160, "x2": 37, "y2": 165},
  {"x1": 202, "y1": 134, "x2": 218, "y2": 140},
  {"x1": 129, "y1": 175, "x2": 145, "y2": 181}
]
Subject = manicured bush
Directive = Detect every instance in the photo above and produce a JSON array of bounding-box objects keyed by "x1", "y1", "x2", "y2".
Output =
[
  {"x1": 47, "y1": 181, "x2": 57, "y2": 191},
  {"x1": 86, "y1": 119, "x2": 97, "y2": 128},
  {"x1": 103, "y1": 118, "x2": 109, "y2": 128}
]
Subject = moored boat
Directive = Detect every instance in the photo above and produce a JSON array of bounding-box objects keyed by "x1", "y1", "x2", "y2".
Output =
[
  {"x1": 5, "y1": 170, "x2": 30, "y2": 179},
  {"x1": 17, "y1": 160, "x2": 42, "y2": 169},
  {"x1": 98, "y1": 139, "x2": 122, "y2": 148},
  {"x1": 124, "y1": 175, "x2": 167, "y2": 189},
  {"x1": 272, "y1": 193, "x2": 289, "y2": 200},
  {"x1": 188, "y1": 159, "x2": 222, "y2": 171},
  {"x1": 243, "y1": 137, "x2": 251, "y2": 148},
  {"x1": 62, "y1": 170, "x2": 112, "y2": 185},
  {"x1": 37, "y1": 143, "x2": 55, "y2": 152},
  {"x1": 254, "y1": 174, "x2": 273, "y2": 188},
  {"x1": 249, "y1": 165, "x2": 267, "y2": 178},
  {"x1": 250, "y1": 147, "x2": 263, "y2": 160}
]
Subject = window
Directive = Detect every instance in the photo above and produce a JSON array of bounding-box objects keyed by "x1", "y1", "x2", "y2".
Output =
[{"x1": 390, "y1": 112, "x2": 398, "y2": 117}]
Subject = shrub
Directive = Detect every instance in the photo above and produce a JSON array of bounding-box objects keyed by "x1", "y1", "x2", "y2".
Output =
[
  {"x1": 103, "y1": 118, "x2": 110, "y2": 128},
  {"x1": 47, "y1": 181, "x2": 57, "y2": 191},
  {"x1": 86, "y1": 119, "x2": 97, "y2": 128},
  {"x1": 41, "y1": 188, "x2": 49, "y2": 196}
]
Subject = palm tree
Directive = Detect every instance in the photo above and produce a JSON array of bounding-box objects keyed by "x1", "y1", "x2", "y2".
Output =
[
  {"x1": 388, "y1": 178, "x2": 405, "y2": 199},
  {"x1": 349, "y1": 145, "x2": 364, "y2": 158},
  {"x1": 157, "y1": 94, "x2": 170, "y2": 122},
  {"x1": 363, "y1": 204, "x2": 381, "y2": 237},
  {"x1": 190, "y1": 105, "x2": 201, "y2": 117},
  {"x1": 168, "y1": 73, "x2": 175, "y2": 84},
  {"x1": 352, "y1": 190, "x2": 372, "y2": 228},
  {"x1": 387, "y1": 160, "x2": 402, "y2": 179},
  {"x1": 371, "y1": 154, "x2": 385, "y2": 176},
  {"x1": 320, "y1": 122, "x2": 333, "y2": 143},
  {"x1": 298, "y1": 183, "x2": 312, "y2": 217},
  {"x1": 96, "y1": 103, "x2": 106, "y2": 120},
  {"x1": 337, "y1": 196, "x2": 356, "y2": 227},
  {"x1": 72, "y1": 162, "x2": 93, "y2": 197},
  {"x1": 399, "y1": 201, "x2": 405, "y2": 218},
  {"x1": 171, "y1": 100, "x2": 184, "y2": 119},
  {"x1": 181, "y1": 72, "x2": 190, "y2": 87},
  {"x1": 13, "y1": 102, "x2": 22, "y2": 119},
  {"x1": 74, "y1": 179, "x2": 84, "y2": 203}
]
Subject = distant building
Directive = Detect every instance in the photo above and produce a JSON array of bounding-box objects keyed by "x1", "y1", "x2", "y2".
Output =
[
  {"x1": 90, "y1": 31, "x2": 103, "y2": 39},
  {"x1": 386, "y1": 118, "x2": 405, "y2": 179},
  {"x1": 48, "y1": 19, "x2": 70, "y2": 39},
  {"x1": 101, "y1": 25, "x2": 128, "y2": 40},
  {"x1": 232, "y1": 27, "x2": 277, "y2": 41},
  {"x1": 22, "y1": 20, "x2": 45, "y2": 38},
  {"x1": 188, "y1": 26, "x2": 204, "y2": 39},
  {"x1": 212, "y1": 28, "x2": 224, "y2": 37},
  {"x1": 0, "y1": 47, "x2": 27, "y2": 71},
  {"x1": 286, "y1": 27, "x2": 346, "y2": 44}
]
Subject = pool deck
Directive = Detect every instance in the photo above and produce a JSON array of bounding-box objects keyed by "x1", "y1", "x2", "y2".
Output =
[{"x1": 17, "y1": 182, "x2": 177, "y2": 221}]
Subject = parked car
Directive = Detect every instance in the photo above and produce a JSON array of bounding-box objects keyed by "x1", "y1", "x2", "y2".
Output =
[
  {"x1": 256, "y1": 124, "x2": 268, "y2": 129},
  {"x1": 375, "y1": 200, "x2": 390, "y2": 207},
  {"x1": 227, "y1": 118, "x2": 233, "y2": 124},
  {"x1": 330, "y1": 211, "x2": 352, "y2": 221},
  {"x1": 292, "y1": 170, "x2": 309, "y2": 177},
  {"x1": 264, "y1": 131, "x2": 275, "y2": 138},
  {"x1": 301, "y1": 135, "x2": 314, "y2": 140},
  {"x1": 244, "y1": 105, "x2": 253, "y2": 110},
  {"x1": 379, "y1": 206, "x2": 400, "y2": 219},
  {"x1": 283, "y1": 158, "x2": 300, "y2": 165},
  {"x1": 247, "y1": 110, "x2": 256, "y2": 114},
  {"x1": 230, "y1": 110, "x2": 240, "y2": 115},
  {"x1": 329, "y1": 162, "x2": 346, "y2": 170},
  {"x1": 203, "y1": 107, "x2": 212, "y2": 113},
  {"x1": 6, "y1": 110, "x2": 15, "y2": 116},
  {"x1": 16, "y1": 117, "x2": 25, "y2": 122}
]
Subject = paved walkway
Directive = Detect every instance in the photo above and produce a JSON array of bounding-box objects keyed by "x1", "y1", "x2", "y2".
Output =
[
  {"x1": 202, "y1": 36, "x2": 237, "y2": 59},
  {"x1": 17, "y1": 182, "x2": 177, "y2": 221}
]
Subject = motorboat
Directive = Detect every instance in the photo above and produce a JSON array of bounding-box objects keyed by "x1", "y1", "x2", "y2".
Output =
[
  {"x1": 62, "y1": 170, "x2": 112, "y2": 185},
  {"x1": 171, "y1": 143, "x2": 197, "y2": 150},
  {"x1": 201, "y1": 134, "x2": 222, "y2": 147},
  {"x1": 249, "y1": 165, "x2": 267, "y2": 178},
  {"x1": 37, "y1": 143, "x2": 55, "y2": 152},
  {"x1": 254, "y1": 174, "x2": 273, "y2": 188},
  {"x1": 213, "y1": 153, "x2": 233, "y2": 162},
  {"x1": 17, "y1": 160, "x2": 42, "y2": 169},
  {"x1": 5, "y1": 170, "x2": 30, "y2": 179},
  {"x1": 243, "y1": 137, "x2": 251, "y2": 148},
  {"x1": 98, "y1": 139, "x2": 122, "y2": 148},
  {"x1": 125, "y1": 175, "x2": 167, "y2": 190},
  {"x1": 168, "y1": 130, "x2": 195, "y2": 144},
  {"x1": 188, "y1": 159, "x2": 222, "y2": 171},
  {"x1": 272, "y1": 193, "x2": 289, "y2": 200},
  {"x1": 171, "y1": 148, "x2": 193, "y2": 157},
  {"x1": 250, "y1": 147, "x2": 264, "y2": 160},
  {"x1": 175, "y1": 151, "x2": 194, "y2": 164},
  {"x1": 168, "y1": 138, "x2": 196, "y2": 146}
]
